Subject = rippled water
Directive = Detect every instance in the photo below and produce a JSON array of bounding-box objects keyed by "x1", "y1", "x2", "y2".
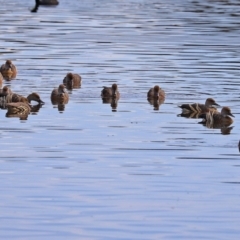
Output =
[{"x1": 0, "y1": 0, "x2": 240, "y2": 239}]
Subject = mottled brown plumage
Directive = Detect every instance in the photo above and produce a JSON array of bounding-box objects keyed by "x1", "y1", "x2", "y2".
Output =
[
  {"x1": 147, "y1": 85, "x2": 165, "y2": 101},
  {"x1": 6, "y1": 101, "x2": 31, "y2": 115},
  {"x1": 101, "y1": 84, "x2": 120, "y2": 98},
  {"x1": 203, "y1": 106, "x2": 234, "y2": 128},
  {"x1": 63, "y1": 72, "x2": 81, "y2": 89},
  {"x1": 51, "y1": 84, "x2": 69, "y2": 104},
  {"x1": 0, "y1": 60, "x2": 17, "y2": 80},
  {"x1": 0, "y1": 89, "x2": 44, "y2": 105},
  {"x1": 178, "y1": 98, "x2": 219, "y2": 114}
]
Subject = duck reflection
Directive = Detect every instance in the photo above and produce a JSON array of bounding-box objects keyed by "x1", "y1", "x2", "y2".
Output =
[
  {"x1": 31, "y1": 0, "x2": 59, "y2": 13},
  {"x1": 51, "y1": 99, "x2": 67, "y2": 112},
  {"x1": 102, "y1": 97, "x2": 119, "y2": 112},
  {"x1": 57, "y1": 103, "x2": 65, "y2": 112},
  {"x1": 30, "y1": 103, "x2": 43, "y2": 114},
  {"x1": 199, "y1": 121, "x2": 233, "y2": 135},
  {"x1": 148, "y1": 98, "x2": 164, "y2": 111},
  {"x1": 6, "y1": 112, "x2": 29, "y2": 120},
  {"x1": 178, "y1": 112, "x2": 204, "y2": 119}
]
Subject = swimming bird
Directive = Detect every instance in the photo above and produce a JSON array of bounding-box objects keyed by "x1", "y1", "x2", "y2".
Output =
[
  {"x1": 147, "y1": 85, "x2": 165, "y2": 100},
  {"x1": 51, "y1": 84, "x2": 69, "y2": 104},
  {"x1": 201, "y1": 106, "x2": 234, "y2": 128},
  {"x1": 31, "y1": 0, "x2": 59, "y2": 12},
  {"x1": 6, "y1": 99, "x2": 31, "y2": 115},
  {"x1": 178, "y1": 98, "x2": 219, "y2": 114},
  {"x1": 27, "y1": 93, "x2": 45, "y2": 104},
  {"x1": 0, "y1": 86, "x2": 13, "y2": 95},
  {"x1": 63, "y1": 72, "x2": 81, "y2": 89},
  {"x1": 101, "y1": 84, "x2": 120, "y2": 98},
  {"x1": 0, "y1": 60, "x2": 17, "y2": 80},
  {"x1": 0, "y1": 90, "x2": 44, "y2": 105}
]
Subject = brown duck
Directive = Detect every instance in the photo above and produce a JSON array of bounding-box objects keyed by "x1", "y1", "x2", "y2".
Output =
[
  {"x1": 200, "y1": 106, "x2": 234, "y2": 128},
  {"x1": 205, "y1": 106, "x2": 234, "y2": 126},
  {"x1": 147, "y1": 85, "x2": 165, "y2": 100},
  {"x1": 0, "y1": 60, "x2": 17, "y2": 80},
  {"x1": 0, "y1": 90, "x2": 44, "y2": 105},
  {"x1": 179, "y1": 98, "x2": 219, "y2": 114},
  {"x1": 6, "y1": 98, "x2": 31, "y2": 115},
  {"x1": 63, "y1": 72, "x2": 81, "y2": 89},
  {"x1": 101, "y1": 84, "x2": 120, "y2": 98},
  {"x1": 51, "y1": 84, "x2": 69, "y2": 104}
]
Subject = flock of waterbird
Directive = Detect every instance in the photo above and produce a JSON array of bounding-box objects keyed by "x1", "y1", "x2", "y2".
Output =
[
  {"x1": 0, "y1": 59, "x2": 235, "y2": 131},
  {"x1": 178, "y1": 97, "x2": 234, "y2": 130}
]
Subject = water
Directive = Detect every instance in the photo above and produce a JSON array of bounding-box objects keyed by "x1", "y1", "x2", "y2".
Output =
[{"x1": 0, "y1": 0, "x2": 239, "y2": 239}]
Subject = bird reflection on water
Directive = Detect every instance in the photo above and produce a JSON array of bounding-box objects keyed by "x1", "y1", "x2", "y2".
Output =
[
  {"x1": 148, "y1": 98, "x2": 164, "y2": 111},
  {"x1": 199, "y1": 121, "x2": 234, "y2": 135},
  {"x1": 102, "y1": 97, "x2": 119, "y2": 112}
]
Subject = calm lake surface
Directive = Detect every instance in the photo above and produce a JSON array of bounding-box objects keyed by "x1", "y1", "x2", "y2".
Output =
[{"x1": 0, "y1": 0, "x2": 240, "y2": 239}]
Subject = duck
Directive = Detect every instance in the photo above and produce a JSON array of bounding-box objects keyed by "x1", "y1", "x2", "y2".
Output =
[
  {"x1": 178, "y1": 98, "x2": 219, "y2": 114},
  {"x1": 63, "y1": 72, "x2": 81, "y2": 89},
  {"x1": 201, "y1": 106, "x2": 234, "y2": 128},
  {"x1": 6, "y1": 100, "x2": 31, "y2": 120},
  {"x1": 101, "y1": 84, "x2": 120, "y2": 98},
  {"x1": 0, "y1": 86, "x2": 13, "y2": 95},
  {"x1": 147, "y1": 85, "x2": 165, "y2": 100},
  {"x1": 27, "y1": 93, "x2": 44, "y2": 104},
  {"x1": 0, "y1": 90, "x2": 44, "y2": 105},
  {"x1": 6, "y1": 99, "x2": 31, "y2": 115},
  {"x1": 51, "y1": 84, "x2": 69, "y2": 104},
  {"x1": 0, "y1": 60, "x2": 17, "y2": 80},
  {"x1": 0, "y1": 86, "x2": 13, "y2": 106}
]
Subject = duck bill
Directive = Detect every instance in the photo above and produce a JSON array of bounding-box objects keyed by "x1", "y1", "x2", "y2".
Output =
[
  {"x1": 230, "y1": 113, "x2": 235, "y2": 117},
  {"x1": 39, "y1": 99, "x2": 45, "y2": 105}
]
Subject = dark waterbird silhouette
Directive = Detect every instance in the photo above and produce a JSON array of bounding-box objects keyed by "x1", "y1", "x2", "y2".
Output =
[{"x1": 31, "y1": 0, "x2": 59, "y2": 13}]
